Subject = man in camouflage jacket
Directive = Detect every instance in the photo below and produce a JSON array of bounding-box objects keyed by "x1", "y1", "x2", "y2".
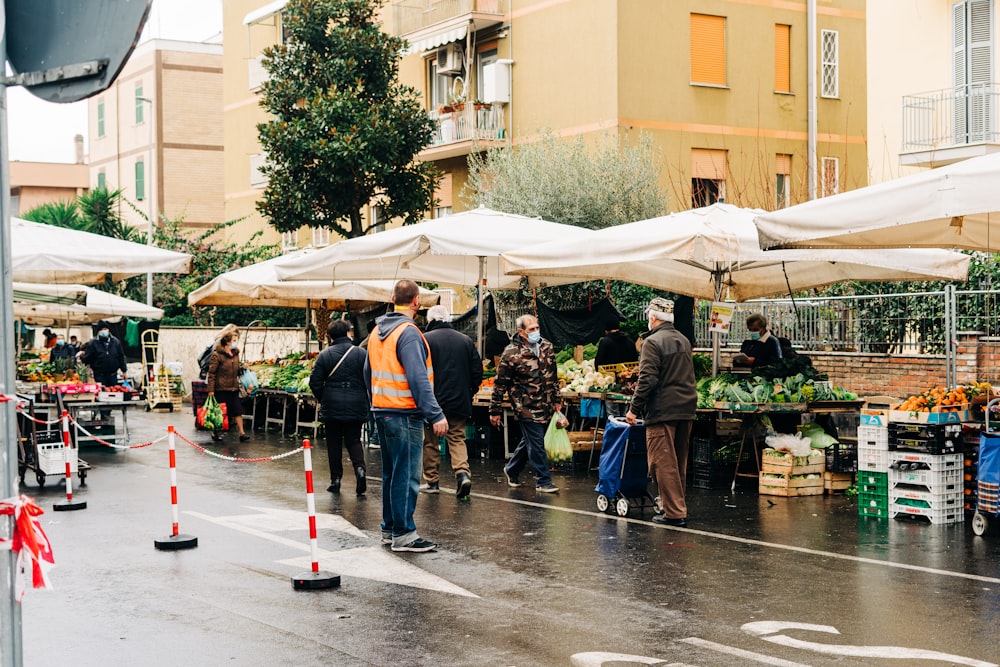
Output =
[{"x1": 490, "y1": 314, "x2": 562, "y2": 493}]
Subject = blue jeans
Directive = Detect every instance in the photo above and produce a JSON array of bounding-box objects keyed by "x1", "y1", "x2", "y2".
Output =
[
  {"x1": 375, "y1": 413, "x2": 425, "y2": 544},
  {"x1": 506, "y1": 419, "x2": 552, "y2": 488}
]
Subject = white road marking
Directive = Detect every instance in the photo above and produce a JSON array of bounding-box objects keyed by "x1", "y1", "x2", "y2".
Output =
[
  {"x1": 277, "y1": 548, "x2": 478, "y2": 598},
  {"x1": 741, "y1": 621, "x2": 998, "y2": 667},
  {"x1": 570, "y1": 652, "x2": 695, "y2": 667},
  {"x1": 679, "y1": 638, "x2": 812, "y2": 666},
  {"x1": 186, "y1": 508, "x2": 478, "y2": 598},
  {"x1": 225, "y1": 506, "x2": 366, "y2": 537},
  {"x1": 471, "y1": 491, "x2": 1000, "y2": 585}
]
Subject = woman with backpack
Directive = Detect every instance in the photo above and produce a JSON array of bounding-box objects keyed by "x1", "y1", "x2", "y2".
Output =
[{"x1": 206, "y1": 324, "x2": 250, "y2": 442}]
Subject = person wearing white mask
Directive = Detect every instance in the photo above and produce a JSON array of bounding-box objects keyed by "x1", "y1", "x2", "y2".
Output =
[
  {"x1": 625, "y1": 297, "x2": 697, "y2": 527},
  {"x1": 490, "y1": 314, "x2": 562, "y2": 494}
]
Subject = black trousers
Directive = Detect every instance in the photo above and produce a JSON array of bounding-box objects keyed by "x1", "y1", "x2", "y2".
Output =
[{"x1": 323, "y1": 420, "x2": 366, "y2": 481}]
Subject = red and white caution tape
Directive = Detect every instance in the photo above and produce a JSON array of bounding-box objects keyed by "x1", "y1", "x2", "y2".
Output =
[
  {"x1": 174, "y1": 431, "x2": 304, "y2": 462},
  {"x1": 70, "y1": 419, "x2": 165, "y2": 450},
  {"x1": 15, "y1": 408, "x2": 62, "y2": 427},
  {"x1": 0, "y1": 495, "x2": 55, "y2": 601}
]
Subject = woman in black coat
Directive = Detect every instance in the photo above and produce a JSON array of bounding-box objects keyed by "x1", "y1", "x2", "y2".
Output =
[{"x1": 309, "y1": 320, "x2": 370, "y2": 495}]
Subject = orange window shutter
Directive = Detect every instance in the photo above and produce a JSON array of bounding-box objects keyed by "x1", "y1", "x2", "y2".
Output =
[
  {"x1": 692, "y1": 149, "x2": 727, "y2": 180},
  {"x1": 435, "y1": 172, "x2": 453, "y2": 208},
  {"x1": 775, "y1": 24, "x2": 791, "y2": 92},
  {"x1": 776, "y1": 153, "x2": 791, "y2": 175},
  {"x1": 691, "y1": 14, "x2": 726, "y2": 85}
]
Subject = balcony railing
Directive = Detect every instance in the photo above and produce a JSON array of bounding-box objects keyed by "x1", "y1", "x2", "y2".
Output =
[
  {"x1": 902, "y1": 83, "x2": 1000, "y2": 152},
  {"x1": 429, "y1": 102, "x2": 505, "y2": 147},
  {"x1": 388, "y1": 0, "x2": 505, "y2": 37}
]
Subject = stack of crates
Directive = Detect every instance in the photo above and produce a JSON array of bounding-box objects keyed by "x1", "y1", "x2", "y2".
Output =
[
  {"x1": 857, "y1": 410, "x2": 890, "y2": 518},
  {"x1": 888, "y1": 421, "x2": 965, "y2": 524}
]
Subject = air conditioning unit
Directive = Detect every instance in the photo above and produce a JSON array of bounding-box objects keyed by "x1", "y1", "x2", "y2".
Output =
[{"x1": 436, "y1": 44, "x2": 463, "y2": 75}]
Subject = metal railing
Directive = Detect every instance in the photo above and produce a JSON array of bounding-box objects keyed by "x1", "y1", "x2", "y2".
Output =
[
  {"x1": 902, "y1": 83, "x2": 1000, "y2": 152},
  {"x1": 429, "y1": 102, "x2": 505, "y2": 146},
  {"x1": 387, "y1": 0, "x2": 505, "y2": 37}
]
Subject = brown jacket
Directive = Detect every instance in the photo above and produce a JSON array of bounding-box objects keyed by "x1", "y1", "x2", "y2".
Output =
[
  {"x1": 629, "y1": 321, "x2": 697, "y2": 423},
  {"x1": 206, "y1": 342, "x2": 241, "y2": 393}
]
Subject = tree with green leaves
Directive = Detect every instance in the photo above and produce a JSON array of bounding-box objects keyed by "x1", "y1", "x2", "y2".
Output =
[
  {"x1": 465, "y1": 131, "x2": 672, "y2": 322},
  {"x1": 257, "y1": 0, "x2": 438, "y2": 239}
]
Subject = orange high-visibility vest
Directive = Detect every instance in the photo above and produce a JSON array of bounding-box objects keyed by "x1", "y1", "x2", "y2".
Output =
[{"x1": 368, "y1": 321, "x2": 434, "y2": 410}]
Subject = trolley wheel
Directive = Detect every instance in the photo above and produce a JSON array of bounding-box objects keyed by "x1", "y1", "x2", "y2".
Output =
[
  {"x1": 596, "y1": 494, "x2": 609, "y2": 513},
  {"x1": 615, "y1": 497, "x2": 630, "y2": 517},
  {"x1": 145, "y1": 405, "x2": 152, "y2": 412},
  {"x1": 972, "y1": 512, "x2": 989, "y2": 536},
  {"x1": 35, "y1": 472, "x2": 46, "y2": 487},
  {"x1": 79, "y1": 470, "x2": 88, "y2": 486},
  {"x1": 18, "y1": 465, "x2": 26, "y2": 484}
]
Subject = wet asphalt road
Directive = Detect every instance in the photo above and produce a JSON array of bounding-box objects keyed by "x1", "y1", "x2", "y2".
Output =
[{"x1": 16, "y1": 408, "x2": 1000, "y2": 666}]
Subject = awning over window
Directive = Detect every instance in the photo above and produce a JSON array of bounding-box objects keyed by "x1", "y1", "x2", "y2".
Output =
[
  {"x1": 404, "y1": 23, "x2": 468, "y2": 55},
  {"x1": 244, "y1": 0, "x2": 289, "y2": 26}
]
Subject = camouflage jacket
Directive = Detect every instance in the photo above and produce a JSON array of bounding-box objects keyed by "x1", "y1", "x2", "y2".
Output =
[{"x1": 490, "y1": 333, "x2": 561, "y2": 423}]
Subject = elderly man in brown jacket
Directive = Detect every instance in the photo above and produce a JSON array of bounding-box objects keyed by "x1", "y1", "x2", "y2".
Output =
[{"x1": 625, "y1": 297, "x2": 697, "y2": 527}]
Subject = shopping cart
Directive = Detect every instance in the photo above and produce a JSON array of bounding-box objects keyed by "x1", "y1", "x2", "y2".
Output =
[
  {"x1": 972, "y1": 397, "x2": 1000, "y2": 536},
  {"x1": 594, "y1": 416, "x2": 658, "y2": 517}
]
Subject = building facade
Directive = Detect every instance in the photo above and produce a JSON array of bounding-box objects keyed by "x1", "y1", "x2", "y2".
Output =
[
  {"x1": 388, "y1": 0, "x2": 868, "y2": 213},
  {"x1": 87, "y1": 39, "x2": 225, "y2": 233},
  {"x1": 868, "y1": 0, "x2": 1000, "y2": 183},
  {"x1": 9, "y1": 155, "x2": 89, "y2": 217}
]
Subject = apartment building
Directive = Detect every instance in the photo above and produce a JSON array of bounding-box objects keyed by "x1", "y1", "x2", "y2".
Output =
[
  {"x1": 388, "y1": 0, "x2": 868, "y2": 213},
  {"x1": 869, "y1": 0, "x2": 1000, "y2": 183},
  {"x1": 9, "y1": 151, "x2": 89, "y2": 217},
  {"x1": 88, "y1": 38, "x2": 224, "y2": 233}
]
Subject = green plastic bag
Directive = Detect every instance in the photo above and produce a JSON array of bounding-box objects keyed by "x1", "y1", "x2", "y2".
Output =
[
  {"x1": 544, "y1": 412, "x2": 573, "y2": 463},
  {"x1": 198, "y1": 395, "x2": 225, "y2": 431}
]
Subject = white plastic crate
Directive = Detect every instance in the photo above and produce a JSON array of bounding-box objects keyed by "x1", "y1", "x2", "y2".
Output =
[
  {"x1": 890, "y1": 466, "x2": 962, "y2": 493},
  {"x1": 890, "y1": 487, "x2": 963, "y2": 507},
  {"x1": 889, "y1": 451, "x2": 963, "y2": 472},
  {"x1": 857, "y1": 425, "x2": 889, "y2": 450},
  {"x1": 857, "y1": 444, "x2": 890, "y2": 472},
  {"x1": 37, "y1": 441, "x2": 78, "y2": 476},
  {"x1": 890, "y1": 502, "x2": 964, "y2": 524}
]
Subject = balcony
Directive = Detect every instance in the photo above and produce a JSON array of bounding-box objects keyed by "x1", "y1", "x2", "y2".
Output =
[
  {"x1": 901, "y1": 84, "x2": 1000, "y2": 167},
  {"x1": 421, "y1": 102, "x2": 506, "y2": 160},
  {"x1": 387, "y1": 0, "x2": 506, "y2": 41}
]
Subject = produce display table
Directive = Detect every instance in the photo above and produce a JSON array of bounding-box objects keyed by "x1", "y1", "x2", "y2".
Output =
[{"x1": 29, "y1": 397, "x2": 140, "y2": 448}]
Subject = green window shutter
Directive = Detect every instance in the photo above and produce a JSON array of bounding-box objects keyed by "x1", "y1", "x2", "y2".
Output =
[
  {"x1": 97, "y1": 171, "x2": 106, "y2": 189},
  {"x1": 135, "y1": 161, "x2": 145, "y2": 201},
  {"x1": 135, "y1": 84, "x2": 144, "y2": 124},
  {"x1": 97, "y1": 102, "x2": 105, "y2": 138}
]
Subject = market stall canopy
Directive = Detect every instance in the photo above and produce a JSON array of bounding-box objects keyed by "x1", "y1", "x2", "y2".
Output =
[
  {"x1": 187, "y1": 250, "x2": 440, "y2": 309},
  {"x1": 12, "y1": 283, "x2": 86, "y2": 306},
  {"x1": 753, "y1": 152, "x2": 1000, "y2": 251},
  {"x1": 12, "y1": 283, "x2": 163, "y2": 326},
  {"x1": 10, "y1": 217, "x2": 193, "y2": 284},
  {"x1": 272, "y1": 207, "x2": 591, "y2": 288},
  {"x1": 501, "y1": 203, "x2": 971, "y2": 302}
]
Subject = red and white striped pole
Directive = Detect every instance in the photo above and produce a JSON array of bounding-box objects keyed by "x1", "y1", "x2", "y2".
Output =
[
  {"x1": 292, "y1": 438, "x2": 339, "y2": 590},
  {"x1": 53, "y1": 409, "x2": 86, "y2": 511},
  {"x1": 154, "y1": 426, "x2": 197, "y2": 550}
]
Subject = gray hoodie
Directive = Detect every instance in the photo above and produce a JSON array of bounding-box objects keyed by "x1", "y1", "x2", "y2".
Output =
[{"x1": 363, "y1": 312, "x2": 445, "y2": 425}]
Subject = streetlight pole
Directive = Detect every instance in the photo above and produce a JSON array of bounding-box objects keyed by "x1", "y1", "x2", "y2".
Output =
[{"x1": 137, "y1": 96, "x2": 154, "y2": 307}]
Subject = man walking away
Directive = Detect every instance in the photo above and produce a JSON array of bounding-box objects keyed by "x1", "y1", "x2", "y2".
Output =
[
  {"x1": 420, "y1": 305, "x2": 482, "y2": 500},
  {"x1": 490, "y1": 315, "x2": 562, "y2": 493},
  {"x1": 626, "y1": 298, "x2": 697, "y2": 527},
  {"x1": 365, "y1": 280, "x2": 448, "y2": 553}
]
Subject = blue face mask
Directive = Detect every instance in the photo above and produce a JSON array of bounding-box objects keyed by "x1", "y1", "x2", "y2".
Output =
[
  {"x1": 527, "y1": 331, "x2": 541, "y2": 344},
  {"x1": 98, "y1": 330, "x2": 110, "y2": 339},
  {"x1": 56, "y1": 340, "x2": 65, "y2": 346},
  {"x1": 748, "y1": 332, "x2": 761, "y2": 341}
]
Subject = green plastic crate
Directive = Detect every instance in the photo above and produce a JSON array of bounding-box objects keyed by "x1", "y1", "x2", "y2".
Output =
[{"x1": 858, "y1": 471, "x2": 888, "y2": 494}]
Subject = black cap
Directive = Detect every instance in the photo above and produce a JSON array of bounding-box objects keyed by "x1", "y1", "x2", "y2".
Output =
[{"x1": 96, "y1": 320, "x2": 110, "y2": 330}]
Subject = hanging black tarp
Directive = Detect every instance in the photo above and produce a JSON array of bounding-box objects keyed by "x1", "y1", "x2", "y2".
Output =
[{"x1": 536, "y1": 298, "x2": 622, "y2": 348}]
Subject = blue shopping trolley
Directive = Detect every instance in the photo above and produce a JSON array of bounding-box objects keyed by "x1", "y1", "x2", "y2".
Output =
[
  {"x1": 972, "y1": 398, "x2": 1000, "y2": 536},
  {"x1": 594, "y1": 416, "x2": 659, "y2": 517}
]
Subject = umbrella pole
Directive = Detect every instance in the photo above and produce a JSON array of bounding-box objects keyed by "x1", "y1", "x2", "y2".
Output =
[{"x1": 477, "y1": 256, "x2": 485, "y2": 357}]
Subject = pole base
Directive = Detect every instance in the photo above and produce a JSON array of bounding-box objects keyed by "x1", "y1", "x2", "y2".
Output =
[
  {"x1": 154, "y1": 534, "x2": 198, "y2": 551},
  {"x1": 53, "y1": 500, "x2": 87, "y2": 512},
  {"x1": 292, "y1": 570, "x2": 340, "y2": 590}
]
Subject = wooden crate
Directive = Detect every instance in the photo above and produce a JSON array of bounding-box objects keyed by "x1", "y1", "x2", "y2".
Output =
[
  {"x1": 759, "y1": 470, "x2": 824, "y2": 497},
  {"x1": 761, "y1": 449, "x2": 826, "y2": 475},
  {"x1": 824, "y1": 471, "x2": 854, "y2": 494},
  {"x1": 567, "y1": 429, "x2": 602, "y2": 451}
]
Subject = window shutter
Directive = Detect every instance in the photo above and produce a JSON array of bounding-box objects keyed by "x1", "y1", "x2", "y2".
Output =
[
  {"x1": 135, "y1": 161, "x2": 145, "y2": 201},
  {"x1": 968, "y1": 0, "x2": 993, "y2": 140},
  {"x1": 692, "y1": 149, "x2": 727, "y2": 179},
  {"x1": 821, "y1": 157, "x2": 839, "y2": 197},
  {"x1": 435, "y1": 172, "x2": 453, "y2": 208},
  {"x1": 775, "y1": 24, "x2": 791, "y2": 93},
  {"x1": 776, "y1": 154, "x2": 791, "y2": 174},
  {"x1": 691, "y1": 14, "x2": 726, "y2": 86}
]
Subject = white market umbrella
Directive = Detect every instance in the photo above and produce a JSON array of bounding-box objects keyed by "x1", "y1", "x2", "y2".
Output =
[
  {"x1": 501, "y1": 203, "x2": 971, "y2": 373},
  {"x1": 753, "y1": 152, "x2": 1000, "y2": 250},
  {"x1": 273, "y1": 208, "x2": 591, "y2": 350},
  {"x1": 10, "y1": 217, "x2": 192, "y2": 284},
  {"x1": 187, "y1": 250, "x2": 440, "y2": 310},
  {"x1": 13, "y1": 283, "x2": 163, "y2": 326}
]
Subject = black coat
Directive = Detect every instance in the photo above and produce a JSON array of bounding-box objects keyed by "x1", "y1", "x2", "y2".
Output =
[
  {"x1": 739, "y1": 334, "x2": 783, "y2": 368},
  {"x1": 309, "y1": 337, "x2": 370, "y2": 422},
  {"x1": 594, "y1": 330, "x2": 638, "y2": 369},
  {"x1": 80, "y1": 335, "x2": 127, "y2": 377},
  {"x1": 425, "y1": 320, "x2": 482, "y2": 417}
]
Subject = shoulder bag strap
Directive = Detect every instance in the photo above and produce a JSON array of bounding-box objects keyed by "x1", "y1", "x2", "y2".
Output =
[{"x1": 326, "y1": 346, "x2": 356, "y2": 380}]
